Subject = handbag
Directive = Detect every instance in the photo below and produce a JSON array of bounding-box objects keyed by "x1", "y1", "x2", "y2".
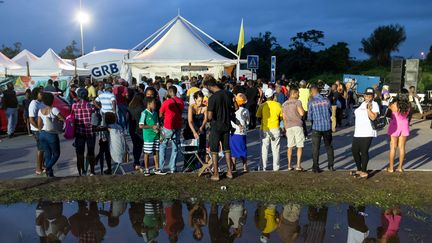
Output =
[
  {"x1": 370, "y1": 107, "x2": 388, "y2": 130},
  {"x1": 64, "y1": 113, "x2": 75, "y2": 139},
  {"x1": 44, "y1": 108, "x2": 64, "y2": 134}
]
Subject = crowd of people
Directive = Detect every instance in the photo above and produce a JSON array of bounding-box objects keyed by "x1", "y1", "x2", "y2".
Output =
[
  {"x1": 0, "y1": 74, "x2": 418, "y2": 179},
  {"x1": 34, "y1": 200, "x2": 402, "y2": 242}
]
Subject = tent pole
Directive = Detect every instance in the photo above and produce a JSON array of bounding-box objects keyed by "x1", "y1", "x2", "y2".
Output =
[
  {"x1": 140, "y1": 17, "x2": 178, "y2": 54},
  {"x1": 4, "y1": 68, "x2": 7, "y2": 76},
  {"x1": 132, "y1": 16, "x2": 178, "y2": 53},
  {"x1": 73, "y1": 59, "x2": 78, "y2": 77},
  {"x1": 180, "y1": 16, "x2": 239, "y2": 59},
  {"x1": 26, "y1": 61, "x2": 30, "y2": 77},
  {"x1": 236, "y1": 56, "x2": 240, "y2": 81}
]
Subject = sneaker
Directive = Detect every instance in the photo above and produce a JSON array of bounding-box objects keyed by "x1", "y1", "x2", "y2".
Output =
[
  {"x1": 167, "y1": 170, "x2": 175, "y2": 174},
  {"x1": 144, "y1": 169, "x2": 151, "y2": 176},
  {"x1": 154, "y1": 170, "x2": 167, "y2": 175}
]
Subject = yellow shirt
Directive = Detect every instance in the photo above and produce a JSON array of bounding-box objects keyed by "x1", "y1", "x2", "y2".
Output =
[
  {"x1": 256, "y1": 100, "x2": 282, "y2": 130},
  {"x1": 186, "y1": 87, "x2": 200, "y2": 97},
  {"x1": 299, "y1": 88, "x2": 310, "y2": 111},
  {"x1": 87, "y1": 85, "x2": 97, "y2": 99}
]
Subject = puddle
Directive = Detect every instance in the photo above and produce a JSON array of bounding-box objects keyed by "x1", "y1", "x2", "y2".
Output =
[{"x1": 0, "y1": 200, "x2": 431, "y2": 242}]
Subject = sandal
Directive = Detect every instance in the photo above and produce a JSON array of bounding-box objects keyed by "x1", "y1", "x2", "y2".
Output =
[
  {"x1": 295, "y1": 167, "x2": 304, "y2": 172},
  {"x1": 226, "y1": 172, "x2": 233, "y2": 179},
  {"x1": 397, "y1": 168, "x2": 404, "y2": 173},
  {"x1": 210, "y1": 175, "x2": 220, "y2": 181},
  {"x1": 287, "y1": 167, "x2": 294, "y2": 171},
  {"x1": 386, "y1": 168, "x2": 394, "y2": 173},
  {"x1": 358, "y1": 172, "x2": 369, "y2": 179}
]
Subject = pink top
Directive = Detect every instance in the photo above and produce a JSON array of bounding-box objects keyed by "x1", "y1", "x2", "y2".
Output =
[
  {"x1": 387, "y1": 111, "x2": 410, "y2": 137},
  {"x1": 382, "y1": 214, "x2": 401, "y2": 238}
]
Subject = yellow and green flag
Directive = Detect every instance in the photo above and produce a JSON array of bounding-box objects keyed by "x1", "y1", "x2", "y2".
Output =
[{"x1": 236, "y1": 18, "x2": 244, "y2": 56}]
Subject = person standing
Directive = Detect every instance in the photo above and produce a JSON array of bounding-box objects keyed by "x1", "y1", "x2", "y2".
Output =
[
  {"x1": 244, "y1": 80, "x2": 260, "y2": 129},
  {"x1": 230, "y1": 93, "x2": 250, "y2": 173},
  {"x1": 345, "y1": 81, "x2": 356, "y2": 126},
  {"x1": 85, "y1": 78, "x2": 97, "y2": 101},
  {"x1": 282, "y1": 88, "x2": 305, "y2": 171},
  {"x1": 256, "y1": 89, "x2": 283, "y2": 171},
  {"x1": 308, "y1": 85, "x2": 335, "y2": 173},
  {"x1": 3, "y1": 82, "x2": 18, "y2": 138},
  {"x1": 23, "y1": 89, "x2": 32, "y2": 136},
  {"x1": 328, "y1": 84, "x2": 339, "y2": 133},
  {"x1": 28, "y1": 87, "x2": 45, "y2": 175},
  {"x1": 72, "y1": 89, "x2": 96, "y2": 176},
  {"x1": 37, "y1": 93, "x2": 65, "y2": 177},
  {"x1": 298, "y1": 80, "x2": 310, "y2": 138},
  {"x1": 44, "y1": 79, "x2": 57, "y2": 92},
  {"x1": 205, "y1": 79, "x2": 235, "y2": 181},
  {"x1": 351, "y1": 88, "x2": 379, "y2": 179},
  {"x1": 113, "y1": 79, "x2": 129, "y2": 130},
  {"x1": 128, "y1": 93, "x2": 145, "y2": 171},
  {"x1": 159, "y1": 86, "x2": 185, "y2": 174},
  {"x1": 387, "y1": 91, "x2": 411, "y2": 173},
  {"x1": 187, "y1": 91, "x2": 208, "y2": 166},
  {"x1": 94, "y1": 84, "x2": 117, "y2": 115}
]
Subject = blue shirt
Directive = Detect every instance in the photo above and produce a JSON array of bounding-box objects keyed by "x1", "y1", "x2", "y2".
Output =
[
  {"x1": 308, "y1": 94, "x2": 331, "y2": 131},
  {"x1": 95, "y1": 91, "x2": 116, "y2": 113}
]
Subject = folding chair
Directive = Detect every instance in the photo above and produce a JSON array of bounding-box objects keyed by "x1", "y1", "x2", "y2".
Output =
[
  {"x1": 197, "y1": 145, "x2": 225, "y2": 177},
  {"x1": 180, "y1": 139, "x2": 206, "y2": 173}
]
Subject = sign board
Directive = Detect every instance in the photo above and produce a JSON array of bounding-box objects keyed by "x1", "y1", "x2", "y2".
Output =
[
  {"x1": 343, "y1": 74, "x2": 380, "y2": 94},
  {"x1": 87, "y1": 62, "x2": 120, "y2": 79},
  {"x1": 247, "y1": 55, "x2": 259, "y2": 70},
  {"x1": 271, "y1": 56, "x2": 276, "y2": 83}
]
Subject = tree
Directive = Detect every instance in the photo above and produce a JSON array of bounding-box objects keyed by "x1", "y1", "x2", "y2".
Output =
[
  {"x1": 209, "y1": 41, "x2": 237, "y2": 59},
  {"x1": 315, "y1": 42, "x2": 350, "y2": 74},
  {"x1": 289, "y1": 30, "x2": 324, "y2": 50},
  {"x1": 243, "y1": 32, "x2": 279, "y2": 78},
  {"x1": 0, "y1": 42, "x2": 22, "y2": 58},
  {"x1": 360, "y1": 24, "x2": 406, "y2": 66},
  {"x1": 59, "y1": 40, "x2": 80, "y2": 59},
  {"x1": 426, "y1": 45, "x2": 432, "y2": 64}
]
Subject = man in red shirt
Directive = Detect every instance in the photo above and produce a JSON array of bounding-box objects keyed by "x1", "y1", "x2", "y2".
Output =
[
  {"x1": 113, "y1": 79, "x2": 129, "y2": 129},
  {"x1": 159, "y1": 86, "x2": 185, "y2": 173}
]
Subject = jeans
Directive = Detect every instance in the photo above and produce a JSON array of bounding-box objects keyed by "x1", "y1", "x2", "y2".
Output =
[
  {"x1": 97, "y1": 139, "x2": 111, "y2": 173},
  {"x1": 129, "y1": 119, "x2": 144, "y2": 166},
  {"x1": 117, "y1": 104, "x2": 128, "y2": 130},
  {"x1": 352, "y1": 137, "x2": 373, "y2": 172},
  {"x1": 6, "y1": 107, "x2": 18, "y2": 135},
  {"x1": 159, "y1": 128, "x2": 180, "y2": 172},
  {"x1": 74, "y1": 135, "x2": 96, "y2": 175},
  {"x1": 302, "y1": 111, "x2": 308, "y2": 137},
  {"x1": 39, "y1": 131, "x2": 60, "y2": 176},
  {"x1": 311, "y1": 130, "x2": 334, "y2": 170},
  {"x1": 261, "y1": 128, "x2": 281, "y2": 171},
  {"x1": 346, "y1": 105, "x2": 354, "y2": 126}
]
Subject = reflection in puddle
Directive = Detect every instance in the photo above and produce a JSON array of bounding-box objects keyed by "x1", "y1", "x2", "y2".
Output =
[{"x1": 0, "y1": 200, "x2": 431, "y2": 242}]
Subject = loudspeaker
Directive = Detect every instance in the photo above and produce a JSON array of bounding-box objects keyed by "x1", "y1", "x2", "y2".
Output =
[
  {"x1": 404, "y1": 59, "x2": 419, "y2": 90},
  {"x1": 389, "y1": 59, "x2": 404, "y2": 92}
]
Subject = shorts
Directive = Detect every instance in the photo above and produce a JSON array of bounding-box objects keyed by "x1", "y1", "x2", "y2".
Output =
[
  {"x1": 74, "y1": 135, "x2": 96, "y2": 155},
  {"x1": 32, "y1": 131, "x2": 43, "y2": 151},
  {"x1": 143, "y1": 140, "x2": 160, "y2": 154},
  {"x1": 209, "y1": 129, "x2": 230, "y2": 153},
  {"x1": 286, "y1": 126, "x2": 305, "y2": 148}
]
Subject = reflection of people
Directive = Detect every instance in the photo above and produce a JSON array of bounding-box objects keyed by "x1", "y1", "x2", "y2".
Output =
[
  {"x1": 254, "y1": 204, "x2": 280, "y2": 243},
  {"x1": 142, "y1": 201, "x2": 165, "y2": 242},
  {"x1": 164, "y1": 200, "x2": 185, "y2": 243},
  {"x1": 99, "y1": 201, "x2": 127, "y2": 228},
  {"x1": 277, "y1": 203, "x2": 301, "y2": 243},
  {"x1": 69, "y1": 201, "x2": 106, "y2": 242},
  {"x1": 302, "y1": 206, "x2": 328, "y2": 243},
  {"x1": 35, "y1": 201, "x2": 70, "y2": 242},
  {"x1": 209, "y1": 203, "x2": 234, "y2": 243},
  {"x1": 188, "y1": 201, "x2": 207, "y2": 241},
  {"x1": 228, "y1": 201, "x2": 247, "y2": 239},
  {"x1": 347, "y1": 205, "x2": 369, "y2": 243},
  {"x1": 377, "y1": 208, "x2": 401, "y2": 243}
]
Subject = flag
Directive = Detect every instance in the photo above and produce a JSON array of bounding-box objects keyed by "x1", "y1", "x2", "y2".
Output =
[{"x1": 236, "y1": 18, "x2": 244, "y2": 56}]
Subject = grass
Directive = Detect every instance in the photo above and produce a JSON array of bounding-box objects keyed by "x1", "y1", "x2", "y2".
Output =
[{"x1": 1, "y1": 171, "x2": 432, "y2": 209}]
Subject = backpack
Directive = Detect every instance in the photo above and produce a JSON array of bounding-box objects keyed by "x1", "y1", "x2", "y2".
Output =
[{"x1": 64, "y1": 113, "x2": 75, "y2": 140}]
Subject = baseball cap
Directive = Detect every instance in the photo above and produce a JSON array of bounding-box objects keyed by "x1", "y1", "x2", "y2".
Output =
[
  {"x1": 365, "y1": 87, "x2": 374, "y2": 95},
  {"x1": 264, "y1": 89, "x2": 275, "y2": 98}
]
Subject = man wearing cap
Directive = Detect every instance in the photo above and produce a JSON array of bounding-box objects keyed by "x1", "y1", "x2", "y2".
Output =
[
  {"x1": 308, "y1": 85, "x2": 335, "y2": 173},
  {"x1": 256, "y1": 88, "x2": 283, "y2": 171},
  {"x1": 113, "y1": 79, "x2": 129, "y2": 129}
]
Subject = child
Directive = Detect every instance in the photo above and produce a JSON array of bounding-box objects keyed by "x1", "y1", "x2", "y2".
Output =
[
  {"x1": 230, "y1": 93, "x2": 250, "y2": 173},
  {"x1": 105, "y1": 112, "x2": 127, "y2": 172},
  {"x1": 139, "y1": 97, "x2": 165, "y2": 176}
]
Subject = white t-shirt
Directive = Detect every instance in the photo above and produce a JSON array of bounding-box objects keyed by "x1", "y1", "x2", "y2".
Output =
[
  {"x1": 29, "y1": 100, "x2": 46, "y2": 131},
  {"x1": 347, "y1": 227, "x2": 369, "y2": 243},
  {"x1": 173, "y1": 84, "x2": 184, "y2": 97},
  {"x1": 231, "y1": 107, "x2": 250, "y2": 135},
  {"x1": 38, "y1": 107, "x2": 60, "y2": 132},
  {"x1": 354, "y1": 101, "x2": 380, "y2": 137},
  {"x1": 158, "y1": 88, "x2": 167, "y2": 103}
]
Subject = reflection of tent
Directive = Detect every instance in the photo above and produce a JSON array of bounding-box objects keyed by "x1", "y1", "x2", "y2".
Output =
[
  {"x1": 0, "y1": 52, "x2": 22, "y2": 77},
  {"x1": 122, "y1": 15, "x2": 238, "y2": 80},
  {"x1": 12, "y1": 49, "x2": 39, "y2": 66},
  {"x1": 8, "y1": 48, "x2": 89, "y2": 76}
]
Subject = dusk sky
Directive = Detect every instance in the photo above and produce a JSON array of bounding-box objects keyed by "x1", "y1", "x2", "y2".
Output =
[{"x1": 0, "y1": 0, "x2": 431, "y2": 59}]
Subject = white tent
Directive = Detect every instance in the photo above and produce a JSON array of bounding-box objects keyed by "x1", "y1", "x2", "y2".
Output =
[
  {"x1": 76, "y1": 49, "x2": 139, "y2": 79},
  {"x1": 122, "y1": 15, "x2": 238, "y2": 80},
  {"x1": 0, "y1": 52, "x2": 22, "y2": 77},
  {"x1": 11, "y1": 49, "x2": 39, "y2": 66},
  {"x1": 9, "y1": 48, "x2": 89, "y2": 76}
]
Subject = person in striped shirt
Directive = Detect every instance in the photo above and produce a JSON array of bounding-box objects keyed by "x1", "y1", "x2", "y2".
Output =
[
  {"x1": 94, "y1": 84, "x2": 116, "y2": 115},
  {"x1": 307, "y1": 85, "x2": 335, "y2": 173}
]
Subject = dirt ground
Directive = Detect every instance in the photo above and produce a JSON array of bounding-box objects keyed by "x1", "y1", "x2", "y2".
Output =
[{"x1": 1, "y1": 171, "x2": 431, "y2": 208}]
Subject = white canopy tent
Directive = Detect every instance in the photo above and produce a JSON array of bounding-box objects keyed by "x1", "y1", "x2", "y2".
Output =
[
  {"x1": 0, "y1": 52, "x2": 22, "y2": 77},
  {"x1": 11, "y1": 49, "x2": 39, "y2": 66},
  {"x1": 121, "y1": 15, "x2": 238, "y2": 81},
  {"x1": 8, "y1": 48, "x2": 89, "y2": 76},
  {"x1": 76, "y1": 49, "x2": 139, "y2": 79}
]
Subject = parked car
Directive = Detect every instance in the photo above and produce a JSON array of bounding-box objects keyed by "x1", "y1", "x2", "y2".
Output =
[{"x1": 0, "y1": 91, "x2": 71, "y2": 133}]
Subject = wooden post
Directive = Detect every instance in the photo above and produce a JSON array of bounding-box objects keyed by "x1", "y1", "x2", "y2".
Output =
[{"x1": 73, "y1": 59, "x2": 78, "y2": 77}]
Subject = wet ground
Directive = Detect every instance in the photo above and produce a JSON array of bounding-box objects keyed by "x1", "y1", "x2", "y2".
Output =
[{"x1": 0, "y1": 200, "x2": 431, "y2": 243}]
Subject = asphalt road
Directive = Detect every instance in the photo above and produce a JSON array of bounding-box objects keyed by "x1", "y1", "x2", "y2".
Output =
[{"x1": 0, "y1": 119, "x2": 431, "y2": 180}]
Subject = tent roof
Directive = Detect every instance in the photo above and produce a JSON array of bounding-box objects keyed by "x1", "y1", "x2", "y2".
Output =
[
  {"x1": 11, "y1": 49, "x2": 39, "y2": 66},
  {"x1": 0, "y1": 52, "x2": 22, "y2": 69},
  {"x1": 76, "y1": 48, "x2": 139, "y2": 67},
  {"x1": 129, "y1": 17, "x2": 236, "y2": 65}
]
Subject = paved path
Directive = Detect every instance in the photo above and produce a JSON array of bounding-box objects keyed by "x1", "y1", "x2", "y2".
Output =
[{"x1": 0, "y1": 119, "x2": 431, "y2": 180}]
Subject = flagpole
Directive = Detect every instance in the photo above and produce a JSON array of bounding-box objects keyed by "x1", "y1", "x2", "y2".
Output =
[{"x1": 236, "y1": 18, "x2": 244, "y2": 82}]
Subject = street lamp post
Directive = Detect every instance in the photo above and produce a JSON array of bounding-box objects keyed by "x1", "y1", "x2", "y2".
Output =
[{"x1": 77, "y1": 0, "x2": 89, "y2": 56}]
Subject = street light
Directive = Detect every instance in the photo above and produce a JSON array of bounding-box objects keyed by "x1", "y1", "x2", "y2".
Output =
[
  {"x1": 420, "y1": 52, "x2": 425, "y2": 60},
  {"x1": 76, "y1": 10, "x2": 90, "y2": 56}
]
